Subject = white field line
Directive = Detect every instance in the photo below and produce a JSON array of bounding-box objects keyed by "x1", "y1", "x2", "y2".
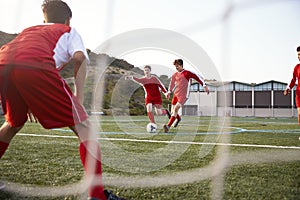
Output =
[
  {"x1": 17, "y1": 133, "x2": 300, "y2": 150},
  {"x1": 5, "y1": 133, "x2": 300, "y2": 194}
]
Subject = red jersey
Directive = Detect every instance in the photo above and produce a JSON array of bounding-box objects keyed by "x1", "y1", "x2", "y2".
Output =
[
  {"x1": 288, "y1": 63, "x2": 300, "y2": 107},
  {"x1": 133, "y1": 76, "x2": 167, "y2": 104},
  {"x1": 0, "y1": 23, "x2": 88, "y2": 71},
  {"x1": 169, "y1": 69, "x2": 205, "y2": 100},
  {"x1": 288, "y1": 64, "x2": 300, "y2": 91}
]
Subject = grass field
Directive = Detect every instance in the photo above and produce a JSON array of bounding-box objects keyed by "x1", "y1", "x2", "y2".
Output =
[{"x1": 0, "y1": 115, "x2": 299, "y2": 200}]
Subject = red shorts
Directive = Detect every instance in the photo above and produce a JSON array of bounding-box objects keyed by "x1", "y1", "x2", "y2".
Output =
[
  {"x1": 0, "y1": 66, "x2": 88, "y2": 129},
  {"x1": 145, "y1": 97, "x2": 162, "y2": 106},
  {"x1": 171, "y1": 95, "x2": 187, "y2": 106}
]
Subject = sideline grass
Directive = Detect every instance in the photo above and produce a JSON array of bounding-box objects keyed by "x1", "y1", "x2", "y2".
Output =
[{"x1": 0, "y1": 116, "x2": 299, "y2": 199}]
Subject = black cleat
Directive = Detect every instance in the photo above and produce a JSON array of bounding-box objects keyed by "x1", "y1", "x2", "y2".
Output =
[
  {"x1": 105, "y1": 190, "x2": 126, "y2": 200},
  {"x1": 88, "y1": 190, "x2": 126, "y2": 200},
  {"x1": 163, "y1": 124, "x2": 170, "y2": 133},
  {"x1": 165, "y1": 109, "x2": 171, "y2": 119},
  {"x1": 173, "y1": 118, "x2": 181, "y2": 128}
]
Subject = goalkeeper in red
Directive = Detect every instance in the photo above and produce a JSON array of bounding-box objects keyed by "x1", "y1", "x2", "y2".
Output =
[
  {"x1": 126, "y1": 65, "x2": 170, "y2": 125},
  {"x1": 164, "y1": 59, "x2": 210, "y2": 133},
  {"x1": 284, "y1": 46, "x2": 300, "y2": 125}
]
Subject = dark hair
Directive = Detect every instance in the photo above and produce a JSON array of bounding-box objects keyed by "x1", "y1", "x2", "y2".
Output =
[
  {"x1": 144, "y1": 65, "x2": 151, "y2": 71},
  {"x1": 297, "y1": 46, "x2": 300, "y2": 52},
  {"x1": 42, "y1": 0, "x2": 72, "y2": 24},
  {"x1": 173, "y1": 59, "x2": 183, "y2": 66}
]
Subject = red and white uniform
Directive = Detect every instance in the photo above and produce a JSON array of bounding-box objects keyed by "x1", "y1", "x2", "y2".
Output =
[
  {"x1": 287, "y1": 63, "x2": 300, "y2": 107},
  {"x1": 133, "y1": 76, "x2": 167, "y2": 105},
  {"x1": 0, "y1": 23, "x2": 89, "y2": 128},
  {"x1": 169, "y1": 69, "x2": 205, "y2": 105}
]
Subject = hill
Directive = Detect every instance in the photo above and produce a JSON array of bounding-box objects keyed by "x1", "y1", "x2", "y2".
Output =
[
  {"x1": 0, "y1": 31, "x2": 17, "y2": 45},
  {"x1": 0, "y1": 31, "x2": 170, "y2": 115}
]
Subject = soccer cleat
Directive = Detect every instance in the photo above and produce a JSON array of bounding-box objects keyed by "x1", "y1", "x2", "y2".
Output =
[
  {"x1": 165, "y1": 109, "x2": 171, "y2": 119},
  {"x1": 0, "y1": 181, "x2": 6, "y2": 190},
  {"x1": 163, "y1": 125, "x2": 170, "y2": 133},
  {"x1": 87, "y1": 190, "x2": 126, "y2": 200},
  {"x1": 105, "y1": 190, "x2": 126, "y2": 200},
  {"x1": 173, "y1": 118, "x2": 181, "y2": 128}
]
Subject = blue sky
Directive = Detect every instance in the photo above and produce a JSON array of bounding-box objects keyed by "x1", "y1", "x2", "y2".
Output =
[{"x1": 0, "y1": 0, "x2": 299, "y2": 84}]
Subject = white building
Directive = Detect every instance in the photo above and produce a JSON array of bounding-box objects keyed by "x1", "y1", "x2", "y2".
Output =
[{"x1": 183, "y1": 80, "x2": 297, "y2": 118}]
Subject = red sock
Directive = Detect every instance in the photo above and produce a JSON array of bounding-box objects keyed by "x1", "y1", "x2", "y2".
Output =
[
  {"x1": 79, "y1": 141, "x2": 106, "y2": 200},
  {"x1": 176, "y1": 115, "x2": 181, "y2": 121},
  {"x1": 0, "y1": 141, "x2": 9, "y2": 159},
  {"x1": 167, "y1": 116, "x2": 176, "y2": 127},
  {"x1": 147, "y1": 112, "x2": 155, "y2": 123}
]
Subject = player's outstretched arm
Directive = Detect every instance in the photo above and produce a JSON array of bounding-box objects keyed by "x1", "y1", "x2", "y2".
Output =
[{"x1": 154, "y1": 76, "x2": 167, "y2": 94}]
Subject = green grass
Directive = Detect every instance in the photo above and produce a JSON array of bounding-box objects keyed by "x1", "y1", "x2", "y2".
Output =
[{"x1": 0, "y1": 116, "x2": 299, "y2": 199}]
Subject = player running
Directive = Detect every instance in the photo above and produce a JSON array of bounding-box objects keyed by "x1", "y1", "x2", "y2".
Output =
[
  {"x1": 163, "y1": 59, "x2": 210, "y2": 133},
  {"x1": 126, "y1": 65, "x2": 170, "y2": 125},
  {"x1": 284, "y1": 46, "x2": 300, "y2": 125},
  {"x1": 0, "y1": 1, "x2": 124, "y2": 199}
]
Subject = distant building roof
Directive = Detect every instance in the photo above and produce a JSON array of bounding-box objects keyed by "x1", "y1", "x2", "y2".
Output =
[
  {"x1": 192, "y1": 80, "x2": 288, "y2": 87},
  {"x1": 191, "y1": 80, "x2": 291, "y2": 91}
]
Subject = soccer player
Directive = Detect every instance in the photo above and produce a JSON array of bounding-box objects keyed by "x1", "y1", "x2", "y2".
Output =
[
  {"x1": 284, "y1": 46, "x2": 300, "y2": 125},
  {"x1": 126, "y1": 65, "x2": 170, "y2": 124},
  {"x1": 163, "y1": 59, "x2": 210, "y2": 133},
  {"x1": 0, "y1": 1, "x2": 124, "y2": 200}
]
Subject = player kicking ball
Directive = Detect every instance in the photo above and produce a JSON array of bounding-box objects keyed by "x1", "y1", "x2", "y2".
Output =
[
  {"x1": 0, "y1": 1, "x2": 124, "y2": 199},
  {"x1": 163, "y1": 59, "x2": 209, "y2": 133},
  {"x1": 126, "y1": 65, "x2": 171, "y2": 125},
  {"x1": 284, "y1": 46, "x2": 300, "y2": 126}
]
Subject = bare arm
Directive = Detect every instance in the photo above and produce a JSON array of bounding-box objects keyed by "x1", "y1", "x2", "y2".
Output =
[{"x1": 73, "y1": 51, "x2": 87, "y2": 104}]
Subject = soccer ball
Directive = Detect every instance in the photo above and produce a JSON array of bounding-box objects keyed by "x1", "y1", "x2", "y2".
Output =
[{"x1": 146, "y1": 123, "x2": 157, "y2": 133}]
